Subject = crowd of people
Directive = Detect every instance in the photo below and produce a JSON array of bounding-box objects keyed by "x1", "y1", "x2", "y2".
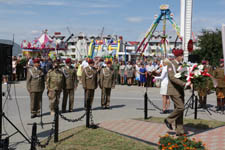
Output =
[{"x1": 1, "y1": 52, "x2": 225, "y2": 136}]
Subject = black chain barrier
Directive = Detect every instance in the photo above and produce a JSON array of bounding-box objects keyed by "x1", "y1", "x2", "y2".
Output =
[
  {"x1": 147, "y1": 97, "x2": 163, "y2": 112},
  {"x1": 146, "y1": 94, "x2": 190, "y2": 111},
  {"x1": 36, "y1": 124, "x2": 54, "y2": 148},
  {"x1": 59, "y1": 111, "x2": 86, "y2": 123},
  {"x1": 30, "y1": 121, "x2": 55, "y2": 150}
]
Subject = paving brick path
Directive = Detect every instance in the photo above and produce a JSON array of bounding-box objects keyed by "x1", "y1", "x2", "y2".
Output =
[{"x1": 99, "y1": 119, "x2": 225, "y2": 150}]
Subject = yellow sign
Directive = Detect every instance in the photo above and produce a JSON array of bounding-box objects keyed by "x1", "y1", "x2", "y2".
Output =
[{"x1": 160, "y1": 5, "x2": 169, "y2": 10}]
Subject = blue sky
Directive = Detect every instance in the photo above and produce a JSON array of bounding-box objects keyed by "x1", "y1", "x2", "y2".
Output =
[{"x1": 0, "y1": 0, "x2": 225, "y2": 44}]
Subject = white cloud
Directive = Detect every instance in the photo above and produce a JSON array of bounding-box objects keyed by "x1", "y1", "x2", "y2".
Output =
[
  {"x1": 31, "y1": 30, "x2": 39, "y2": 34},
  {"x1": 33, "y1": 1, "x2": 67, "y2": 6},
  {"x1": 0, "y1": 9, "x2": 36, "y2": 15},
  {"x1": 0, "y1": 0, "x2": 67, "y2": 6},
  {"x1": 126, "y1": 17, "x2": 145, "y2": 23},
  {"x1": 79, "y1": 10, "x2": 107, "y2": 15},
  {"x1": 88, "y1": 4, "x2": 120, "y2": 8}
]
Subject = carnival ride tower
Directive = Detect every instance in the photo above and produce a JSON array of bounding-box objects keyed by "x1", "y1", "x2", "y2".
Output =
[{"x1": 136, "y1": 5, "x2": 181, "y2": 58}]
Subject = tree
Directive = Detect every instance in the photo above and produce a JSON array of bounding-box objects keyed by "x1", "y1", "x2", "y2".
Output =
[{"x1": 192, "y1": 29, "x2": 223, "y2": 67}]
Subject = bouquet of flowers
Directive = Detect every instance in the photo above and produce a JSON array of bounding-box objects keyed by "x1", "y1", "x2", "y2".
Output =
[{"x1": 174, "y1": 63, "x2": 216, "y2": 89}]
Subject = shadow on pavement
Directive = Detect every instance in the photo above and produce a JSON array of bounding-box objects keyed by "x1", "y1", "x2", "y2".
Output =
[{"x1": 93, "y1": 104, "x2": 126, "y2": 111}]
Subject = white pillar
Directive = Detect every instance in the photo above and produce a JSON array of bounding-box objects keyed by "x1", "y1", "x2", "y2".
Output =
[
  {"x1": 183, "y1": 0, "x2": 193, "y2": 62},
  {"x1": 180, "y1": 0, "x2": 185, "y2": 42}
]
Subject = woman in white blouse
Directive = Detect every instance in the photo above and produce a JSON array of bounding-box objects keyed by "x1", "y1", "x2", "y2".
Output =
[{"x1": 154, "y1": 58, "x2": 170, "y2": 114}]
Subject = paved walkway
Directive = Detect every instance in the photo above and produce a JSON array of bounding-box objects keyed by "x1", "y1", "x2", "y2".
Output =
[{"x1": 99, "y1": 119, "x2": 225, "y2": 150}]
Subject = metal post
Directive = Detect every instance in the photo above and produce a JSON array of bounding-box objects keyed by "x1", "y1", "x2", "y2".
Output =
[
  {"x1": 194, "y1": 96, "x2": 198, "y2": 119},
  {"x1": 0, "y1": 75, "x2": 2, "y2": 141},
  {"x1": 30, "y1": 123, "x2": 37, "y2": 150},
  {"x1": 144, "y1": 92, "x2": 148, "y2": 119},
  {"x1": 191, "y1": 86, "x2": 194, "y2": 109},
  {"x1": 86, "y1": 99, "x2": 90, "y2": 128},
  {"x1": 54, "y1": 105, "x2": 59, "y2": 143}
]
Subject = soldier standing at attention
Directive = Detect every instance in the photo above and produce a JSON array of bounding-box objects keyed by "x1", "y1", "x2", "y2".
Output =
[
  {"x1": 26, "y1": 58, "x2": 45, "y2": 118},
  {"x1": 100, "y1": 60, "x2": 115, "y2": 109},
  {"x1": 46, "y1": 60, "x2": 65, "y2": 115},
  {"x1": 164, "y1": 49, "x2": 190, "y2": 136},
  {"x1": 213, "y1": 59, "x2": 225, "y2": 111},
  {"x1": 62, "y1": 58, "x2": 78, "y2": 113},
  {"x1": 197, "y1": 60, "x2": 209, "y2": 109},
  {"x1": 82, "y1": 59, "x2": 98, "y2": 108}
]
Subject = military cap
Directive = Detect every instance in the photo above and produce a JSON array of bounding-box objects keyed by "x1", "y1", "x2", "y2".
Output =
[
  {"x1": 88, "y1": 59, "x2": 94, "y2": 64},
  {"x1": 106, "y1": 60, "x2": 112, "y2": 64},
  {"x1": 65, "y1": 58, "x2": 71, "y2": 63},
  {"x1": 172, "y1": 48, "x2": 184, "y2": 57},
  {"x1": 33, "y1": 58, "x2": 40, "y2": 64}
]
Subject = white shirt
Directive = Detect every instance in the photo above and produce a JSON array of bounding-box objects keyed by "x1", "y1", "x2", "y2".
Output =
[
  {"x1": 81, "y1": 60, "x2": 89, "y2": 69},
  {"x1": 155, "y1": 65, "x2": 168, "y2": 86},
  {"x1": 135, "y1": 65, "x2": 140, "y2": 78},
  {"x1": 146, "y1": 65, "x2": 154, "y2": 72}
]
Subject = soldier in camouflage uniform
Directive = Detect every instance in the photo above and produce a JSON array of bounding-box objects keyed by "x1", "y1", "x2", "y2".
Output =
[
  {"x1": 213, "y1": 59, "x2": 225, "y2": 111},
  {"x1": 26, "y1": 58, "x2": 45, "y2": 118},
  {"x1": 46, "y1": 60, "x2": 65, "y2": 115},
  {"x1": 61, "y1": 58, "x2": 78, "y2": 113},
  {"x1": 100, "y1": 60, "x2": 115, "y2": 109},
  {"x1": 197, "y1": 60, "x2": 211, "y2": 108},
  {"x1": 82, "y1": 59, "x2": 98, "y2": 108}
]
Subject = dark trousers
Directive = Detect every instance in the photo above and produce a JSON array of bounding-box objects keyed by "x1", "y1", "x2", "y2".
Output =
[
  {"x1": 101, "y1": 88, "x2": 112, "y2": 107},
  {"x1": 62, "y1": 89, "x2": 74, "y2": 112},
  {"x1": 85, "y1": 89, "x2": 95, "y2": 108},
  {"x1": 30, "y1": 92, "x2": 42, "y2": 115},
  {"x1": 167, "y1": 95, "x2": 185, "y2": 134}
]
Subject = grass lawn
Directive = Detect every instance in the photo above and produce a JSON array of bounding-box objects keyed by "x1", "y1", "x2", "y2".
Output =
[
  {"x1": 42, "y1": 126, "x2": 156, "y2": 150},
  {"x1": 138, "y1": 117, "x2": 225, "y2": 130}
]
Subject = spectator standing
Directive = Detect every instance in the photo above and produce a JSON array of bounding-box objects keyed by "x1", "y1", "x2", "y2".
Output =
[
  {"x1": 112, "y1": 59, "x2": 120, "y2": 84},
  {"x1": 126, "y1": 61, "x2": 133, "y2": 86},
  {"x1": 81, "y1": 57, "x2": 89, "y2": 69},
  {"x1": 135, "y1": 63, "x2": 141, "y2": 86},
  {"x1": 139, "y1": 63, "x2": 146, "y2": 87},
  {"x1": 119, "y1": 61, "x2": 126, "y2": 85},
  {"x1": 12, "y1": 56, "x2": 17, "y2": 81},
  {"x1": 154, "y1": 59, "x2": 170, "y2": 114},
  {"x1": 77, "y1": 60, "x2": 83, "y2": 84}
]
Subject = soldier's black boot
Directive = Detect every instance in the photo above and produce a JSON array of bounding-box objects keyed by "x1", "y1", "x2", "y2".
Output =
[{"x1": 31, "y1": 114, "x2": 37, "y2": 119}]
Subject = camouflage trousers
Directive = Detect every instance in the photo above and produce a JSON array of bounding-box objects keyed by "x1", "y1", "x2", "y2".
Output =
[
  {"x1": 30, "y1": 92, "x2": 43, "y2": 115},
  {"x1": 48, "y1": 90, "x2": 61, "y2": 112},
  {"x1": 101, "y1": 88, "x2": 112, "y2": 107},
  {"x1": 62, "y1": 89, "x2": 75, "y2": 112}
]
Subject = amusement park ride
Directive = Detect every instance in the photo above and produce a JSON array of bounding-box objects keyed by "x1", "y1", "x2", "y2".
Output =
[
  {"x1": 137, "y1": 0, "x2": 193, "y2": 61},
  {"x1": 136, "y1": 4, "x2": 182, "y2": 58},
  {"x1": 21, "y1": 0, "x2": 193, "y2": 61}
]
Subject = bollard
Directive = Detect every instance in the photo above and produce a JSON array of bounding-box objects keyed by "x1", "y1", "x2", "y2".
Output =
[
  {"x1": 30, "y1": 122, "x2": 37, "y2": 150},
  {"x1": 194, "y1": 96, "x2": 198, "y2": 119},
  {"x1": 144, "y1": 92, "x2": 148, "y2": 120},
  {"x1": 86, "y1": 99, "x2": 90, "y2": 128},
  {"x1": 54, "y1": 105, "x2": 59, "y2": 143}
]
